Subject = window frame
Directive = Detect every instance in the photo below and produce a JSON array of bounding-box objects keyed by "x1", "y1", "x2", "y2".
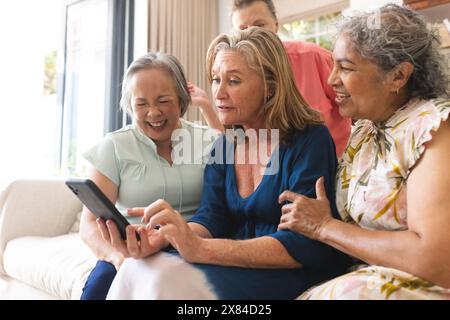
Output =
[
  {"x1": 104, "y1": 0, "x2": 135, "y2": 135},
  {"x1": 279, "y1": 11, "x2": 342, "y2": 50},
  {"x1": 57, "y1": 0, "x2": 134, "y2": 171}
]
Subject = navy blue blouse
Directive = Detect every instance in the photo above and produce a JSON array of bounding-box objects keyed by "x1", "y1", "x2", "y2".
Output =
[{"x1": 189, "y1": 125, "x2": 350, "y2": 284}]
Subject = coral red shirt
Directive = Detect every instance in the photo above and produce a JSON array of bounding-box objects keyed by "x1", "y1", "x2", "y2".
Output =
[{"x1": 283, "y1": 41, "x2": 351, "y2": 157}]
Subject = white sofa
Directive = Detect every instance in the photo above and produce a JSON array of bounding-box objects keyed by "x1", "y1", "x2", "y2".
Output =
[{"x1": 0, "y1": 179, "x2": 97, "y2": 299}]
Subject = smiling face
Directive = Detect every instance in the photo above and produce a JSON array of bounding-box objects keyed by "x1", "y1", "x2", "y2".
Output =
[
  {"x1": 328, "y1": 35, "x2": 401, "y2": 122},
  {"x1": 231, "y1": 1, "x2": 278, "y2": 33},
  {"x1": 130, "y1": 68, "x2": 181, "y2": 146},
  {"x1": 211, "y1": 50, "x2": 266, "y2": 129}
]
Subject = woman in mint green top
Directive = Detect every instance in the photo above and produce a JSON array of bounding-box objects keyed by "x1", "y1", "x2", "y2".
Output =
[
  {"x1": 79, "y1": 52, "x2": 217, "y2": 299},
  {"x1": 83, "y1": 119, "x2": 215, "y2": 223}
]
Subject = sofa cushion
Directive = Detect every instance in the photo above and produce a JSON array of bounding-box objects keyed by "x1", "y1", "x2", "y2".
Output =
[
  {"x1": 69, "y1": 211, "x2": 82, "y2": 233},
  {"x1": 3, "y1": 233, "x2": 96, "y2": 299}
]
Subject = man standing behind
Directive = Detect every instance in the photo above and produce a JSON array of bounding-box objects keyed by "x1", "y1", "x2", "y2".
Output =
[{"x1": 190, "y1": 0, "x2": 350, "y2": 156}]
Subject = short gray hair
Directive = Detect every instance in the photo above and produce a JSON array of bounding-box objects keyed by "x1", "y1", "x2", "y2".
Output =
[
  {"x1": 337, "y1": 4, "x2": 449, "y2": 99},
  {"x1": 120, "y1": 52, "x2": 191, "y2": 116}
]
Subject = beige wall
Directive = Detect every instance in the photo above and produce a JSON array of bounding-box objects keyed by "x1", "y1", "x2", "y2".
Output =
[
  {"x1": 218, "y1": 0, "x2": 233, "y2": 33},
  {"x1": 147, "y1": 0, "x2": 218, "y2": 123},
  {"x1": 217, "y1": 0, "x2": 414, "y2": 25},
  {"x1": 217, "y1": 0, "x2": 350, "y2": 32},
  {"x1": 275, "y1": 0, "x2": 349, "y2": 22}
]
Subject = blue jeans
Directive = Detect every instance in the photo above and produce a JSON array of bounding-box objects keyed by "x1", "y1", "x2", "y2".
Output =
[{"x1": 80, "y1": 260, "x2": 117, "y2": 300}]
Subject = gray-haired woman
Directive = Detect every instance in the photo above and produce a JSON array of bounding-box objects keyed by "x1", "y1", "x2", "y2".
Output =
[
  {"x1": 278, "y1": 4, "x2": 450, "y2": 299},
  {"x1": 79, "y1": 52, "x2": 217, "y2": 299}
]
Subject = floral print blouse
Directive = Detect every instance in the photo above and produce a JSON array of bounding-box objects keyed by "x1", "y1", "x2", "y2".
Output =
[
  {"x1": 337, "y1": 98, "x2": 450, "y2": 231},
  {"x1": 301, "y1": 98, "x2": 450, "y2": 300}
]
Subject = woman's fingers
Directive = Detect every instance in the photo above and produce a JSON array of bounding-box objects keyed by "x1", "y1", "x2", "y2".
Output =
[
  {"x1": 315, "y1": 177, "x2": 328, "y2": 201},
  {"x1": 279, "y1": 212, "x2": 292, "y2": 224},
  {"x1": 98, "y1": 218, "x2": 130, "y2": 257},
  {"x1": 125, "y1": 225, "x2": 140, "y2": 256},
  {"x1": 277, "y1": 221, "x2": 289, "y2": 231},
  {"x1": 279, "y1": 177, "x2": 328, "y2": 205},
  {"x1": 106, "y1": 220, "x2": 127, "y2": 252},
  {"x1": 278, "y1": 190, "x2": 299, "y2": 204},
  {"x1": 96, "y1": 218, "x2": 111, "y2": 242},
  {"x1": 281, "y1": 203, "x2": 294, "y2": 215},
  {"x1": 126, "y1": 207, "x2": 145, "y2": 217},
  {"x1": 147, "y1": 208, "x2": 180, "y2": 229},
  {"x1": 137, "y1": 226, "x2": 150, "y2": 248},
  {"x1": 142, "y1": 199, "x2": 172, "y2": 224},
  {"x1": 157, "y1": 223, "x2": 178, "y2": 240}
]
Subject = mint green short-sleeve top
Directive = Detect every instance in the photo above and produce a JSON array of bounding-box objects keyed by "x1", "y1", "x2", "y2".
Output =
[{"x1": 83, "y1": 119, "x2": 218, "y2": 224}]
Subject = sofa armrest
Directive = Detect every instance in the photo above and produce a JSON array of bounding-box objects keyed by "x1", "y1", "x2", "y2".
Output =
[{"x1": 0, "y1": 179, "x2": 82, "y2": 274}]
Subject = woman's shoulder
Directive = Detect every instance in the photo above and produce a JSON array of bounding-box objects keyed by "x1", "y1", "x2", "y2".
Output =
[
  {"x1": 428, "y1": 98, "x2": 450, "y2": 117},
  {"x1": 95, "y1": 124, "x2": 153, "y2": 157},
  {"x1": 103, "y1": 125, "x2": 136, "y2": 143},
  {"x1": 290, "y1": 124, "x2": 333, "y2": 144},
  {"x1": 83, "y1": 125, "x2": 135, "y2": 153},
  {"x1": 287, "y1": 124, "x2": 336, "y2": 157},
  {"x1": 385, "y1": 98, "x2": 450, "y2": 142},
  {"x1": 392, "y1": 98, "x2": 449, "y2": 125},
  {"x1": 402, "y1": 98, "x2": 450, "y2": 172}
]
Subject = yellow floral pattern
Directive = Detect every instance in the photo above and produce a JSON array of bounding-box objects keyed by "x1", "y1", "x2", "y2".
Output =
[{"x1": 302, "y1": 98, "x2": 450, "y2": 300}]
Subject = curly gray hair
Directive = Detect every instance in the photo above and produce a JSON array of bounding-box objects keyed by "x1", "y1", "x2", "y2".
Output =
[
  {"x1": 337, "y1": 4, "x2": 449, "y2": 99},
  {"x1": 120, "y1": 52, "x2": 191, "y2": 117}
]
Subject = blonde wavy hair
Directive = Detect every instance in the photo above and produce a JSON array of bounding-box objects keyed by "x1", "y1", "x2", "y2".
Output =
[{"x1": 206, "y1": 27, "x2": 322, "y2": 144}]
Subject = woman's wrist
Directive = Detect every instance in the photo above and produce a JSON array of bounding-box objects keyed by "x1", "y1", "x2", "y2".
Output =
[
  {"x1": 317, "y1": 217, "x2": 337, "y2": 242},
  {"x1": 190, "y1": 237, "x2": 208, "y2": 264},
  {"x1": 109, "y1": 251, "x2": 125, "y2": 271}
]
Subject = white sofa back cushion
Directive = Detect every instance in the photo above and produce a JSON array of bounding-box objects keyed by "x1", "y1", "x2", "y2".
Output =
[
  {"x1": 69, "y1": 211, "x2": 83, "y2": 233},
  {"x1": 0, "y1": 179, "x2": 82, "y2": 274},
  {"x1": 3, "y1": 234, "x2": 96, "y2": 299}
]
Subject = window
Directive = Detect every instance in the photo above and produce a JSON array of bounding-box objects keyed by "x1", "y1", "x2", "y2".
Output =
[
  {"x1": 59, "y1": 0, "x2": 109, "y2": 175},
  {"x1": 59, "y1": 0, "x2": 134, "y2": 176},
  {"x1": 279, "y1": 12, "x2": 342, "y2": 50},
  {"x1": 0, "y1": 0, "x2": 133, "y2": 189},
  {"x1": 0, "y1": 0, "x2": 63, "y2": 188}
]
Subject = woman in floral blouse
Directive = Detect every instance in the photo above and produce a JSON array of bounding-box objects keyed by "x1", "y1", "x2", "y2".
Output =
[{"x1": 278, "y1": 4, "x2": 450, "y2": 299}]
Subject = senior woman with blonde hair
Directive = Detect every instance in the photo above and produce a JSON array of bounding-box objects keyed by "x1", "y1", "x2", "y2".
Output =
[
  {"x1": 105, "y1": 27, "x2": 351, "y2": 300},
  {"x1": 278, "y1": 4, "x2": 450, "y2": 299}
]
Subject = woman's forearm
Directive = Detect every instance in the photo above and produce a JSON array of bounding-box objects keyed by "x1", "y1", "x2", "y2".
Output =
[
  {"x1": 194, "y1": 236, "x2": 300, "y2": 268},
  {"x1": 321, "y1": 219, "x2": 450, "y2": 287},
  {"x1": 320, "y1": 219, "x2": 425, "y2": 272}
]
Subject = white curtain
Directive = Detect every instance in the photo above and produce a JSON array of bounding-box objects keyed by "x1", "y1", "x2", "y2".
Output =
[{"x1": 148, "y1": 0, "x2": 218, "y2": 123}]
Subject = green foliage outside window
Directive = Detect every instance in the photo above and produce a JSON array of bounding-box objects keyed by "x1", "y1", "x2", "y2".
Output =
[
  {"x1": 279, "y1": 12, "x2": 341, "y2": 51},
  {"x1": 44, "y1": 50, "x2": 57, "y2": 96}
]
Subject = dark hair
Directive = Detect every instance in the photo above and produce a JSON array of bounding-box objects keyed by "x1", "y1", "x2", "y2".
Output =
[
  {"x1": 232, "y1": 0, "x2": 278, "y2": 21},
  {"x1": 338, "y1": 4, "x2": 450, "y2": 99}
]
